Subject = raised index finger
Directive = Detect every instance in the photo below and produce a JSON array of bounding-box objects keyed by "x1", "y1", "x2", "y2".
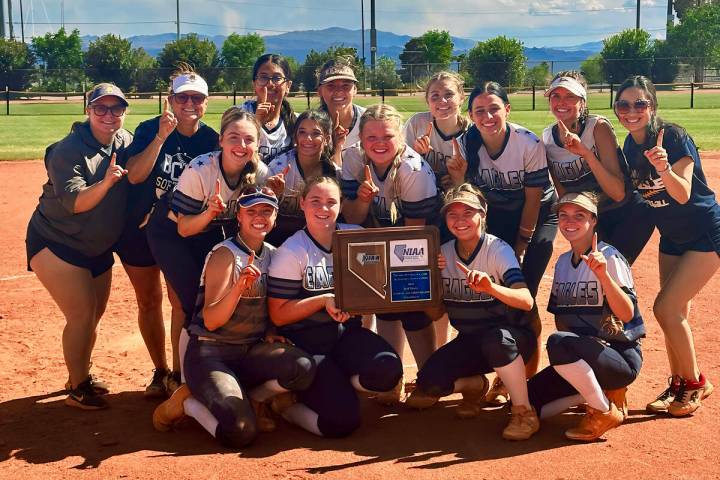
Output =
[
  {"x1": 215, "y1": 178, "x2": 222, "y2": 196},
  {"x1": 110, "y1": 152, "x2": 117, "y2": 167},
  {"x1": 557, "y1": 118, "x2": 569, "y2": 137},
  {"x1": 455, "y1": 261, "x2": 471, "y2": 276},
  {"x1": 163, "y1": 97, "x2": 170, "y2": 114},
  {"x1": 424, "y1": 122, "x2": 433, "y2": 137},
  {"x1": 247, "y1": 250, "x2": 255, "y2": 266},
  {"x1": 451, "y1": 137, "x2": 461, "y2": 156},
  {"x1": 656, "y1": 128, "x2": 664, "y2": 148},
  {"x1": 592, "y1": 232, "x2": 598, "y2": 252},
  {"x1": 364, "y1": 165, "x2": 373, "y2": 183},
  {"x1": 334, "y1": 111, "x2": 340, "y2": 128},
  {"x1": 281, "y1": 165, "x2": 290, "y2": 176},
  {"x1": 260, "y1": 86, "x2": 267, "y2": 104}
]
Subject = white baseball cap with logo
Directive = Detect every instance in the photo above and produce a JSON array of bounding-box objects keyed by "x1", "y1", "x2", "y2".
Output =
[{"x1": 171, "y1": 73, "x2": 209, "y2": 96}]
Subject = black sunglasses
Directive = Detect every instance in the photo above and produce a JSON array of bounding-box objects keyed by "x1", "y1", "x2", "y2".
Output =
[
  {"x1": 172, "y1": 93, "x2": 207, "y2": 105},
  {"x1": 614, "y1": 99, "x2": 652, "y2": 115},
  {"x1": 90, "y1": 104, "x2": 126, "y2": 117}
]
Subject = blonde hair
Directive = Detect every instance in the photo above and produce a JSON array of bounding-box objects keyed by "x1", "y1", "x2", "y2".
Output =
[
  {"x1": 219, "y1": 107, "x2": 262, "y2": 186},
  {"x1": 359, "y1": 104, "x2": 403, "y2": 136},
  {"x1": 424, "y1": 71, "x2": 470, "y2": 131}
]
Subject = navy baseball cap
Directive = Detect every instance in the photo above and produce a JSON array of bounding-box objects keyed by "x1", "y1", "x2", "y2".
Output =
[
  {"x1": 87, "y1": 83, "x2": 128, "y2": 106},
  {"x1": 238, "y1": 186, "x2": 279, "y2": 210}
]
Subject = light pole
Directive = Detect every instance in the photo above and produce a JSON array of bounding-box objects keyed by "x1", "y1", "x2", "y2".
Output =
[
  {"x1": 370, "y1": 0, "x2": 376, "y2": 71},
  {"x1": 176, "y1": 0, "x2": 180, "y2": 40},
  {"x1": 636, "y1": 0, "x2": 640, "y2": 30}
]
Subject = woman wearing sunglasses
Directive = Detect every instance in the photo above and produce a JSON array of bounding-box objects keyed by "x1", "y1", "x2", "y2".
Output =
[
  {"x1": 121, "y1": 65, "x2": 218, "y2": 397},
  {"x1": 26, "y1": 83, "x2": 133, "y2": 409},
  {"x1": 238, "y1": 54, "x2": 297, "y2": 163},
  {"x1": 152, "y1": 187, "x2": 316, "y2": 448},
  {"x1": 614, "y1": 75, "x2": 718, "y2": 416},
  {"x1": 146, "y1": 108, "x2": 269, "y2": 392},
  {"x1": 542, "y1": 71, "x2": 653, "y2": 265}
]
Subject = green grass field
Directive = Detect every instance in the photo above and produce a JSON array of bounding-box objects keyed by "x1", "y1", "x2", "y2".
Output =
[{"x1": 2, "y1": 91, "x2": 720, "y2": 160}]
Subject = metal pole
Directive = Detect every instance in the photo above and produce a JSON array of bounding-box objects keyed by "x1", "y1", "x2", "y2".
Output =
[
  {"x1": 609, "y1": 84, "x2": 614, "y2": 109},
  {"x1": 532, "y1": 84, "x2": 536, "y2": 111},
  {"x1": 176, "y1": 0, "x2": 180, "y2": 40},
  {"x1": 306, "y1": 89, "x2": 310, "y2": 109},
  {"x1": 6, "y1": 86, "x2": 9, "y2": 115},
  {"x1": 690, "y1": 82, "x2": 694, "y2": 109},
  {"x1": 360, "y1": 0, "x2": 365, "y2": 68},
  {"x1": 159, "y1": 89, "x2": 162, "y2": 114},
  {"x1": 370, "y1": 0, "x2": 376, "y2": 71},
  {"x1": 666, "y1": 0, "x2": 673, "y2": 32},
  {"x1": 636, "y1": 0, "x2": 640, "y2": 30},
  {"x1": 7, "y1": 0, "x2": 14, "y2": 39},
  {"x1": 0, "y1": 0, "x2": 5, "y2": 39},
  {"x1": 232, "y1": 83, "x2": 236, "y2": 105},
  {"x1": 19, "y1": 0, "x2": 24, "y2": 43}
]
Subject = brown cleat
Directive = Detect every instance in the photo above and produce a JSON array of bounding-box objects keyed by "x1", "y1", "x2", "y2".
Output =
[
  {"x1": 270, "y1": 392, "x2": 297, "y2": 417},
  {"x1": 646, "y1": 376, "x2": 680, "y2": 414},
  {"x1": 251, "y1": 399, "x2": 277, "y2": 433},
  {"x1": 485, "y1": 376, "x2": 510, "y2": 405},
  {"x1": 604, "y1": 387, "x2": 628, "y2": 420},
  {"x1": 565, "y1": 403, "x2": 623, "y2": 442},
  {"x1": 455, "y1": 375, "x2": 489, "y2": 419},
  {"x1": 405, "y1": 389, "x2": 439, "y2": 410},
  {"x1": 375, "y1": 378, "x2": 405, "y2": 406},
  {"x1": 153, "y1": 384, "x2": 191, "y2": 432},
  {"x1": 502, "y1": 404, "x2": 540, "y2": 441}
]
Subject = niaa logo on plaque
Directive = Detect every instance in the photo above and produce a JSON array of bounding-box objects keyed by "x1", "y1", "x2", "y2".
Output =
[{"x1": 390, "y1": 239, "x2": 429, "y2": 267}]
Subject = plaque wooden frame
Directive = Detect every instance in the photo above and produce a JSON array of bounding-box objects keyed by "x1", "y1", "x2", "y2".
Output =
[{"x1": 332, "y1": 226, "x2": 442, "y2": 315}]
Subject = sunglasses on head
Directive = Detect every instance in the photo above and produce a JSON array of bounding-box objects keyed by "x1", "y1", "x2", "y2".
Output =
[
  {"x1": 614, "y1": 99, "x2": 652, "y2": 115},
  {"x1": 90, "y1": 104, "x2": 126, "y2": 117},
  {"x1": 172, "y1": 93, "x2": 206, "y2": 105},
  {"x1": 239, "y1": 185, "x2": 277, "y2": 199}
]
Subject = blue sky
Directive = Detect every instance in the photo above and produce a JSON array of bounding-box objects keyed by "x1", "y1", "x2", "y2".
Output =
[{"x1": 5, "y1": 0, "x2": 671, "y2": 47}]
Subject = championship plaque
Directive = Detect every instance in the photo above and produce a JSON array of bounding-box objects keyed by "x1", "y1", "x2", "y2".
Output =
[{"x1": 332, "y1": 226, "x2": 441, "y2": 314}]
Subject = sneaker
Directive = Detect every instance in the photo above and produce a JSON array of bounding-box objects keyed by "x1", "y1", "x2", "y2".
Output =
[
  {"x1": 251, "y1": 399, "x2": 277, "y2": 433},
  {"x1": 65, "y1": 373, "x2": 110, "y2": 396},
  {"x1": 565, "y1": 403, "x2": 623, "y2": 442},
  {"x1": 502, "y1": 405, "x2": 540, "y2": 441},
  {"x1": 604, "y1": 387, "x2": 628, "y2": 420},
  {"x1": 65, "y1": 378, "x2": 109, "y2": 410},
  {"x1": 646, "y1": 376, "x2": 680, "y2": 414},
  {"x1": 153, "y1": 384, "x2": 191, "y2": 432},
  {"x1": 485, "y1": 377, "x2": 509, "y2": 405},
  {"x1": 164, "y1": 370, "x2": 182, "y2": 396},
  {"x1": 456, "y1": 375, "x2": 490, "y2": 419},
  {"x1": 375, "y1": 378, "x2": 405, "y2": 406},
  {"x1": 668, "y1": 374, "x2": 713, "y2": 417},
  {"x1": 144, "y1": 368, "x2": 169, "y2": 399},
  {"x1": 405, "y1": 389, "x2": 439, "y2": 410}
]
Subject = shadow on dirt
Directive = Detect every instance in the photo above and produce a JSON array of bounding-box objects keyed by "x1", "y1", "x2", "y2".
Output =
[{"x1": 0, "y1": 392, "x2": 664, "y2": 472}]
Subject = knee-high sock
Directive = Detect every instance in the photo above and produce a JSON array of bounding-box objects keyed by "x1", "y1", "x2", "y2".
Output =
[
  {"x1": 282, "y1": 403, "x2": 322, "y2": 436},
  {"x1": 351, "y1": 374, "x2": 372, "y2": 393},
  {"x1": 494, "y1": 356, "x2": 530, "y2": 408},
  {"x1": 377, "y1": 320, "x2": 406, "y2": 361},
  {"x1": 183, "y1": 396, "x2": 219, "y2": 437},
  {"x1": 405, "y1": 324, "x2": 437, "y2": 369},
  {"x1": 250, "y1": 379, "x2": 288, "y2": 402},
  {"x1": 539, "y1": 394, "x2": 584, "y2": 419},
  {"x1": 553, "y1": 360, "x2": 609, "y2": 412}
]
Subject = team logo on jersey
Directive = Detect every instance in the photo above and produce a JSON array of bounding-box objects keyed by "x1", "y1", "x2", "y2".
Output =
[{"x1": 390, "y1": 239, "x2": 428, "y2": 267}]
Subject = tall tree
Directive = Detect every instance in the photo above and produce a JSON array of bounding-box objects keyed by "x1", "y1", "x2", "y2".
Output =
[
  {"x1": 666, "y1": 3, "x2": 720, "y2": 81},
  {"x1": 371, "y1": 56, "x2": 402, "y2": 89},
  {"x1": 85, "y1": 34, "x2": 156, "y2": 91},
  {"x1": 157, "y1": 34, "x2": 222, "y2": 89},
  {"x1": 600, "y1": 29, "x2": 654, "y2": 84},
  {"x1": 580, "y1": 54, "x2": 605, "y2": 84},
  {"x1": 0, "y1": 38, "x2": 35, "y2": 90},
  {"x1": 652, "y1": 39, "x2": 680, "y2": 84},
  {"x1": 221, "y1": 33, "x2": 265, "y2": 90},
  {"x1": 420, "y1": 30, "x2": 454, "y2": 69},
  {"x1": 398, "y1": 30, "x2": 454, "y2": 84},
  {"x1": 31, "y1": 28, "x2": 84, "y2": 91},
  {"x1": 465, "y1": 36, "x2": 526, "y2": 87},
  {"x1": 399, "y1": 37, "x2": 428, "y2": 84}
]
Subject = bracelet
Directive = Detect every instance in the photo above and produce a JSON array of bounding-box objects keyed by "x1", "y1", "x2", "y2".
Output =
[
  {"x1": 518, "y1": 235, "x2": 532, "y2": 244},
  {"x1": 519, "y1": 226, "x2": 535, "y2": 235},
  {"x1": 155, "y1": 134, "x2": 166, "y2": 143},
  {"x1": 656, "y1": 162, "x2": 671, "y2": 174}
]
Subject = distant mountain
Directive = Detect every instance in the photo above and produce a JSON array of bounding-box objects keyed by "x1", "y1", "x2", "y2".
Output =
[{"x1": 80, "y1": 27, "x2": 598, "y2": 70}]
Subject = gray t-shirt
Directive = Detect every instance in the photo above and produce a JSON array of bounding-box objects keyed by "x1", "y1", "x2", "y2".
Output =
[{"x1": 30, "y1": 121, "x2": 133, "y2": 256}]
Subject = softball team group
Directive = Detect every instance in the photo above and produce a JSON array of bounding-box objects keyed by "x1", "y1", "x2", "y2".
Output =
[{"x1": 26, "y1": 52, "x2": 719, "y2": 449}]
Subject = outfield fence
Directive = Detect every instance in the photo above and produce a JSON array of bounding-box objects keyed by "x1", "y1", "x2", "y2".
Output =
[{"x1": 4, "y1": 82, "x2": 720, "y2": 116}]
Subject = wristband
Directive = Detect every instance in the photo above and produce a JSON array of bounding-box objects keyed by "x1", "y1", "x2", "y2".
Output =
[
  {"x1": 519, "y1": 226, "x2": 535, "y2": 235},
  {"x1": 657, "y1": 162, "x2": 671, "y2": 174}
]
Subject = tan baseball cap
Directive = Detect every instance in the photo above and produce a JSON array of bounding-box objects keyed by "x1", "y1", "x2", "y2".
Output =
[
  {"x1": 441, "y1": 188, "x2": 487, "y2": 215},
  {"x1": 318, "y1": 63, "x2": 358, "y2": 85},
  {"x1": 552, "y1": 192, "x2": 598, "y2": 215}
]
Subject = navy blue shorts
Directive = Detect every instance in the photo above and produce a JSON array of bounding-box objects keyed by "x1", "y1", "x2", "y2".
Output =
[
  {"x1": 26, "y1": 222, "x2": 114, "y2": 278},
  {"x1": 659, "y1": 213, "x2": 720, "y2": 257},
  {"x1": 114, "y1": 221, "x2": 156, "y2": 267},
  {"x1": 376, "y1": 311, "x2": 433, "y2": 331}
]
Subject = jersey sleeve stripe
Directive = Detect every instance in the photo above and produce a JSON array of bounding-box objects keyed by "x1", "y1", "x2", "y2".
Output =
[
  {"x1": 502, "y1": 268, "x2": 525, "y2": 286},
  {"x1": 401, "y1": 196, "x2": 440, "y2": 219},
  {"x1": 170, "y1": 190, "x2": 204, "y2": 215},
  {"x1": 524, "y1": 167, "x2": 551, "y2": 187},
  {"x1": 267, "y1": 277, "x2": 302, "y2": 298}
]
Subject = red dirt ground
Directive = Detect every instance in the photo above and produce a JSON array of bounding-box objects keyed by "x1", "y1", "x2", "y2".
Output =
[{"x1": 1, "y1": 156, "x2": 719, "y2": 480}]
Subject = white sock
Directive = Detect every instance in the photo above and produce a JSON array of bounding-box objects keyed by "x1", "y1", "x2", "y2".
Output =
[
  {"x1": 183, "y1": 396, "x2": 219, "y2": 438},
  {"x1": 539, "y1": 394, "x2": 585, "y2": 419},
  {"x1": 250, "y1": 379, "x2": 288, "y2": 402},
  {"x1": 553, "y1": 360, "x2": 609, "y2": 412},
  {"x1": 377, "y1": 320, "x2": 406, "y2": 360},
  {"x1": 282, "y1": 403, "x2": 322, "y2": 436},
  {"x1": 179, "y1": 328, "x2": 190, "y2": 383},
  {"x1": 405, "y1": 324, "x2": 437, "y2": 369},
  {"x1": 494, "y1": 356, "x2": 530, "y2": 408},
  {"x1": 350, "y1": 374, "x2": 372, "y2": 393},
  {"x1": 362, "y1": 314, "x2": 377, "y2": 332}
]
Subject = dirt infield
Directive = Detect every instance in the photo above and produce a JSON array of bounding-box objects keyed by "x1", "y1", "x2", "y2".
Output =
[{"x1": 1, "y1": 158, "x2": 719, "y2": 480}]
